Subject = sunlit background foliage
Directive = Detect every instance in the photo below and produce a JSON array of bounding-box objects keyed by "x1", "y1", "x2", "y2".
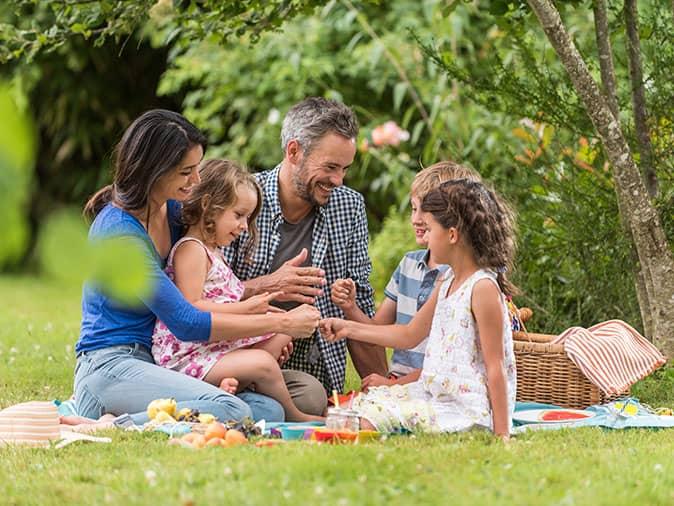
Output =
[{"x1": 1, "y1": 0, "x2": 673, "y2": 334}]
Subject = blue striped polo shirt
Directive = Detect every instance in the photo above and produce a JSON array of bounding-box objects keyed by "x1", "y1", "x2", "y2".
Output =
[{"x1": 384, "y1": 249, "x2": 450, "y2": 375}]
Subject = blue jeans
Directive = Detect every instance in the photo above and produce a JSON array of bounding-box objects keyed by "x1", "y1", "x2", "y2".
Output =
[{"x1": 74, "y1": 344, "x2": 284, "y2": 424}]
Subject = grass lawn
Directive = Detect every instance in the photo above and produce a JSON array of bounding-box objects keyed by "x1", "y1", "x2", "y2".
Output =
[{"x1": 1, "y1": 275, "x2": 673, "y2": 506}]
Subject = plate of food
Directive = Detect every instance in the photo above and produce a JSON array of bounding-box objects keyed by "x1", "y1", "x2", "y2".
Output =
[{"x1": 513, "y1": 409, "x2": 595, "y2": 424}]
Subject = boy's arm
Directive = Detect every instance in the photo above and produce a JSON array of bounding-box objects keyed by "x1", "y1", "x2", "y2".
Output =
[
  {"x1": 371, "y1": 297, "x2": 397, "y2": 325},
  {"x1": 321, "y1": 283, "x2": 439, "y2": 349},
  {"x1": 340, "y1": 294, "x2": 396, "y2": 325},
  {"x1": 392, "y1": 369, "x2": 421, "y2": 385},
  {"x1": 473, "y1": 279, "x2": 510, "y2": 439},
  {"x1": 361, "y1": 367, "x2": 421, "y2": 390}
]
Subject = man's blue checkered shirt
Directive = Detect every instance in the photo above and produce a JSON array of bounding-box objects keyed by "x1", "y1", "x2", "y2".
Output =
[{"x1": 223, "y1": 165, "x2": 375, "y2": 391}]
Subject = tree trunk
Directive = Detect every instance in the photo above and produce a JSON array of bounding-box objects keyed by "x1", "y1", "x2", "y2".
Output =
[
  {"x1": 593, "y1": 0, "x2": 619, "y2": 118},
  {"x1": 593, "y1": 0, "x2": 654, "y2": 339},
  {"x1": 527, "y1": 0, "x2": 674, "y2": 358},
  {"x1": 624, "y1": 0, "x2": 658, "y2": 197}
]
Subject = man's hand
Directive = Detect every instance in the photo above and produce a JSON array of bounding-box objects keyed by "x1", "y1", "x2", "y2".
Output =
[
  {"x1": 319, "y1": 317, "x2": 351, "y2": 342},
  {"x1": 331, "y1": 278, "x2": 356, "y2": 311},
  {"x1": 360, "y1": 373, "x2": 395, "y2": 392},
  {"x1": 259, "y1": 248, "x2": 326, "y2": 304},
  {"x1": 239, "y1": 291, "x2": 285, "y2": 314},
  {"x1": 282, "y1": 304, "x2": 321, "y2": 338}
]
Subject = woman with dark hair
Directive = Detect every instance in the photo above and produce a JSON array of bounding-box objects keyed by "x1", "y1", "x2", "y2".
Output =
[{"x1": 73, "y1": 109, "x2": 320, "y2": 426}]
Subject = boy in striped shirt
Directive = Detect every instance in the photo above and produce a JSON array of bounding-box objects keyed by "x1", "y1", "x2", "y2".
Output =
[{"x1": 331, "y1": 161, "x2": 480, "y2": 390}]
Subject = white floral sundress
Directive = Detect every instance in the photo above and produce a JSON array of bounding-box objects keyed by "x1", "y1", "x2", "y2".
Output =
[
  {"x1": 353, "y1": 269, "x2": 516, "y2": 433},
  {"x1": 151, "y1": 237, "x2": 273, "y2": 380}
]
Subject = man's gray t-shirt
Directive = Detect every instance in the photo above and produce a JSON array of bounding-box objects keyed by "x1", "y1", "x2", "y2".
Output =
[{"x1": 269, "y1": 209, "x2": 316, "y2": 311}]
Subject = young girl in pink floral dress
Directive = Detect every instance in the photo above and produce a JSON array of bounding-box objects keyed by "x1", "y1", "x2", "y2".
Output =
[
  {"x1": 152, "y1": 159, "x2": 323, "y2": 422},
  {"x1": 320, "y1": 179, "x2": 517, "y2": 438}
]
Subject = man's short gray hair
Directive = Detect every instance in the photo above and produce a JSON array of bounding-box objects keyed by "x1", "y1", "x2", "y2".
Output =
[{"x1": 281, "y1": 97, "x2": 359, "y2": 155}]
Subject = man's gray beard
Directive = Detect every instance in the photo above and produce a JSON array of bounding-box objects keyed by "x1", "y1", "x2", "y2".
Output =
[{"x1": 292, "y1": 163, "x2": 324, "y2": 208}]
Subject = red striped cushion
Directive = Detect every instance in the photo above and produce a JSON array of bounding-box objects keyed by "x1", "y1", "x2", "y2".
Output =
[{"x1": 552, "y1": 320, "x2": 666, "y2": 395}]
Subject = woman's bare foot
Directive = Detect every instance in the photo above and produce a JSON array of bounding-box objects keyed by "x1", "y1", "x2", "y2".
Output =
[{"x1": 219, "y1": 377, "x2": 239, "y2": 394}]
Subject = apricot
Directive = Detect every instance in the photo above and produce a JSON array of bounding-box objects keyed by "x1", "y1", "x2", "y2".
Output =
[
  {"x1": 192, "y1": 434, "x2": 207, "y2": 449},
  {"x1": 204, "y1": 422, "x2": 227, "y2": 441},
  {"x1": 181, "y1": 433, "x2": 206, "y2": 449},
  {"x1": 181, "y1": 433, "x2": 198, "y2": 444},
  {"x1": 206, "y1": 437, "x2": 225, "y2": 448},
  {"x1": 225, "y1": 429, "x2": 247, "y2": 446}
]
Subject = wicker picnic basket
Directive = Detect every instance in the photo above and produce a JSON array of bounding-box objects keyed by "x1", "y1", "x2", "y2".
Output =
[{"x1": 513, "y1": 309, "x2": 628, "y2": 409}]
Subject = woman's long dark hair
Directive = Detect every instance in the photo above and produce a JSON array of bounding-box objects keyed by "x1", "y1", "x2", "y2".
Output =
[{"x1": 84, "y1": 109, "x2": 207, "y2": 222}]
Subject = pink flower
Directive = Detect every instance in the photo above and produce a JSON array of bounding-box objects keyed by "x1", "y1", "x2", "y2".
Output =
[{"x1": 371, "y1": 121, "x2": 410, "y2": 147}]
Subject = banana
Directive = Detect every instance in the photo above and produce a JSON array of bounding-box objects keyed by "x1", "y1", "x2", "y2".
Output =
[
  {"x1": 154, "y1": 411, "x2": 177, "y2": 424},
  {"x1": 176, "y1": 408, "x2": 193, "y2": 421},
  {"x1": 197, "y1": 413, "x2": 216, "y2": 424},
  {"x1": 146, "y1": 398, "x2": 177, "y2": 420}
]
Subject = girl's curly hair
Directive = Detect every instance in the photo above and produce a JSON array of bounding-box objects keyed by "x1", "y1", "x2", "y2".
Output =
[
  {"x1": 421, "y1": 179, "x2": 518, "y2": 296},
  {"x1": 181, "y1": 159, "x2": 262, "y2": 262}
]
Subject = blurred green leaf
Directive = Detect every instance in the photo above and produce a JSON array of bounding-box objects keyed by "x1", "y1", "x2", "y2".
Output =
[
  {"x1": 38, "y1": 210, "x2": 91, "y2": 285},
  {"x1": 393, "y1": 81, "x2": 407, "y2": 112},
  {"x1": 38, "y1": 209, "x2": 151, "y2": 303},
  {"x1": 0, "y1": 83, "x2": 34, "y2": 267},
  {"x1": 91, "y1": 237, "x2": 152, "y2": 302}
]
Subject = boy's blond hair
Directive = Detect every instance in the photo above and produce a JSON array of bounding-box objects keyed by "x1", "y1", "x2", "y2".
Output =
[{"x1": 410, "y1": 161, "x2": 481, "y2": 199}]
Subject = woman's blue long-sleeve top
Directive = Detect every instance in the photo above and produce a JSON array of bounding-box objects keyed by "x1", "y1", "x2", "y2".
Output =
[{"x1": 75, "y1": 201, "x2": 211, "y2": 354}]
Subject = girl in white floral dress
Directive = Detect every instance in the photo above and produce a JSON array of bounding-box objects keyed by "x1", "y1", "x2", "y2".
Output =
[
  {"x1": 321, "y1": 179, "x2": 517, "y2": 438},
  {"x1": 152, "y1": 160, "x2": 323, "y2": 422}
]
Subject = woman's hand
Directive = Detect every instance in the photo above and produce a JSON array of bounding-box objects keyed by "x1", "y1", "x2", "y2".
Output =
[
  {"x1": 319, "y1": 318, "x2": 351, "y2": 342},
  {"x1": 330, "y1": 278, "x2": 356, "y2": 311},
  {"x1": 282, "y1": 304, "x2": 321, "y2": 339},
  {"x1": 239, "y1": 291, "x2": 285, "y2": 314}
]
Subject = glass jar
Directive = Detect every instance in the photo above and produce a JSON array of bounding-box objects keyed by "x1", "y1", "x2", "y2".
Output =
[{"x1": 325, "y1": 407, "x2": 360, "y2": 432}]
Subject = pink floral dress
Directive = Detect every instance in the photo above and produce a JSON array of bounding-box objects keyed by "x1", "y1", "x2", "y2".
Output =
[
  {"x1": 151, "y1": 237, "x2": 273, "y2": 380},
  {"x1": 353, "y1": 269, "x2": 516, "y2": 433}
]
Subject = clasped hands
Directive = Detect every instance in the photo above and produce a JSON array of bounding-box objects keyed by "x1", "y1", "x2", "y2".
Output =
[{"x1": 318, "y1": 317, "x2": 350, "y2": 342}]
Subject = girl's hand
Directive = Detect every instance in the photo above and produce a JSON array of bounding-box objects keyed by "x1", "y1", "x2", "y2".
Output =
[
  {"x1": 319, "y1": 318, "x2": 350, "y2": 342},
  {"x1": 282, "y1": 304, "x2": 320, "y2": 338},
  {"x1": 361, "y1": 373, "x2": 395, "y2": 392},
  {"x1": 278, "y1": 341, "x2": 294, "y2": 366},
  {"x1": 331, "y1": 278, "x2": 356, "y2": 310},
  {"x1": 240, "y1": 291, "x2": 285, "y2": 314}
]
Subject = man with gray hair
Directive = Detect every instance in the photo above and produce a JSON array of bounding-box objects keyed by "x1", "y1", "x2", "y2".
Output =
[{"x1": 224, "y1": 97, "x2": 387, "y2": 415}]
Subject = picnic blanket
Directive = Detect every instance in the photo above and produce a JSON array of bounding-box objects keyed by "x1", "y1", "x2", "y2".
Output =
[
  {"x1": 551, "y1": 320, "x2": 666, "y2": 395},
  {"x1": 513, "y1": 398, "x2": 674, "y2": 433}
]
